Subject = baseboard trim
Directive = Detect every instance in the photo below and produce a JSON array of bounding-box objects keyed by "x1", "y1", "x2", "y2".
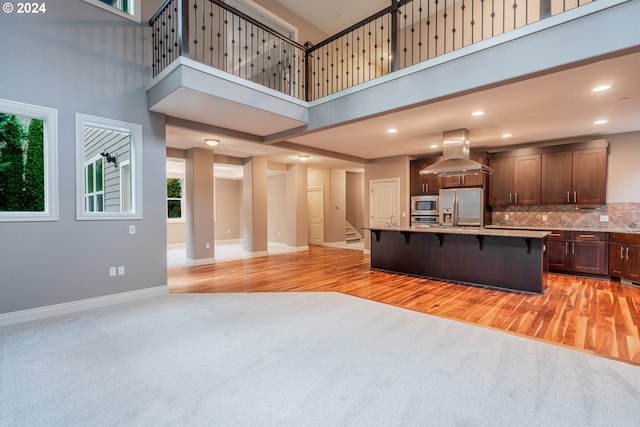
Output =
[
  {"x1": 323, "y1": 241, "x2": 348, "y2": 247},
  {"x1": 0, "y1": 285, "x2": 169, "y2": 327},
  {"x1": 186, "y1": 257, "x2": 216, "y2": 266},
  {"x1": 286, "y1": 245, "x2": 309, "y2": 252}
]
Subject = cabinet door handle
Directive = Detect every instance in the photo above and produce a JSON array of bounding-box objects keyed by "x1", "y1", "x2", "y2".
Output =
[
  {"x1": 578, "y1": 234, "x2": 596, "y2": 239},
  {"x1": 565, "y1": 242, "x2": 568, "y2": 254},
  {"x1": 621, "y1": 246, "x2": 625, "y2": 260},
  {"x1": 572, "y1": 242, "x2": 575, "y2": 255},
  {"x1": 550, "y1": 233, "x2": 562, "y2": 237},
  {"x1": 426, "y1": 184, "x2": 429, "y2": 192},
  {"x1": 515, "y1": 193, "x2": 518, "y2": 204},
  {"x1": 566, "y1": 191, "x2": 570, "y2": 203},
  {"x1": 626, "y1": 247, "x2": 630, "y2": 261},
  {"x1": 574, "y1": 191, "x2": 577, "y2": 203},
  {"x1": 509, "y1": 193, "x2": 512, "y2": 204}
]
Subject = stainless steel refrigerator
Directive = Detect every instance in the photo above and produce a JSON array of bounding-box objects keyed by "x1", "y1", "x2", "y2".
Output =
[{"x1": 439, "y1": 188, "x2": 484, "y2": 227}]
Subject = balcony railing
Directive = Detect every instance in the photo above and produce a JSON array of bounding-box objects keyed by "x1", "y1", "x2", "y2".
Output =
[{"x1": 150, "y1": 0, "x2": 596, "y2": 102}]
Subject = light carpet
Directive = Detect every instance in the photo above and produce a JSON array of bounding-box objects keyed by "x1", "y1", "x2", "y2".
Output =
[{"x1": 1, "y1": 292, "x2": 640, "y2": 426}]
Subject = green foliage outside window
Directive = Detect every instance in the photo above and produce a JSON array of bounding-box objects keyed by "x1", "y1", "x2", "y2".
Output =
[
  {"x1": 167, "y1": 178, "x2": 182, "y2": 219},
  {"x1": 0, "y1": 113, "x2": 45, "y2": 212}
]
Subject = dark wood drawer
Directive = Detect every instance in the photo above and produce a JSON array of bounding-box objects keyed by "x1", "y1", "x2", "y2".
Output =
[
  {"x1": 570, "y1": 232, "x2": 608, "y2": 242},
  {"x1": 547, "y1": 231, "x2": 567, "y2": 240},
  {"x1": 610, "y1": 233, "x2": 640, "y2": 245}
]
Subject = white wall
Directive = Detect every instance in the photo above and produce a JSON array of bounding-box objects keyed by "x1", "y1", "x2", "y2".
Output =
[
  {"x1": 607, "y1": 131, "x2": 640, "y2": 203},
  {"x1": 0, "y1": 0, "x2": 167, "y2": 314},
  {"x1": 268, "y1": 173, "x2": 287, "y2": 243}
]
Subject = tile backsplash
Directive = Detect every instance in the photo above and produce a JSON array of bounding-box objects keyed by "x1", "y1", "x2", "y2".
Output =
[{"x1": 491, "y1": 203, "x2": 640, "y2": 230}]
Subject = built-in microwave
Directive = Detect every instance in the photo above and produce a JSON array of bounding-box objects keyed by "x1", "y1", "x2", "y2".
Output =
[{"x1": 411, "y1": 195, "x2": 438, "y2": 216}]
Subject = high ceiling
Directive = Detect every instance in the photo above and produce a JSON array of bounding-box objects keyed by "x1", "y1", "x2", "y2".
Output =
[{"x1": 164, "y1": 1, "x2": 640, "y2": 172}]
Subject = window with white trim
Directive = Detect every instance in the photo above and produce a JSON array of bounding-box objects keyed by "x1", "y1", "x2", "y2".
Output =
[
  {"x1": 82, "y1": 0, "x2": 141, "y2": 23},
  {"x1": 0, "y1": 98, "x2": 58, "y2": 222},
  {"x1": 76, "y1": 114, "x2": 142, "y2": 220},
  {"x1": 166, "y1": 177, "x2": 184, "y2": 220},
  {"x1": 84, "y1": 156, "x2": 104, "y2": 212}
]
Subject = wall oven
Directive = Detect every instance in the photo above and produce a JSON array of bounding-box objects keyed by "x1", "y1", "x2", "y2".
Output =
[
  {"x1": 411, "y1": 195, "x2": 438, "y2": 216},
  {"x1": 411, "y1": 215, "x2": 439, "y2": 227}
]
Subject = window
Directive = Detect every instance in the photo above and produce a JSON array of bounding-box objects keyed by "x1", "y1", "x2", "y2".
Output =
[
  {"x1": 167, "y1": 178, "x2": 183, "y2": 220},
  {"x1": 84, "y1": 156, "x2": 104, "y2": 212},
  {"x1": 76, "y1": 114, "x2": 142, "y2": 220},
  {"x1": 0, "y1": 98, "x2": 58, "y2": 222},
  {"x1": 82, "y1": 0, "x2": 141, "y2": 23}
]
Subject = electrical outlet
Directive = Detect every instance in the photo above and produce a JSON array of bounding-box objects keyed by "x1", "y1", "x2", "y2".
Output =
[
  {"x1": 206, "y1": 242, "x2": 210, "y2": 249},
  {"x1": 600, "y1": 215, "x2": 609, "y2": 222},
  {"x1": 129, "y1": 225, "x2": 136, "y2": 234},
  {"x1": 109, "y1": 267, "x2": 117, "y2": 277},
  {"x1": 117, "y1": 266, "x2": 125, "y2": 275},
  {"x1": 504, "y1": 214, "x2": 509, "y2": 220},
  {"x1": 542, "y1": 214, "x2": 548, "y2": 221}
]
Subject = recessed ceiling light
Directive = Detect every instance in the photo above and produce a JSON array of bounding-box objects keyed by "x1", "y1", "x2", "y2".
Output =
[
  {"x1": 594, "y1": 119, "x2": 608, "y2": 125},
  {"x1": 205, "y1": 139, "x2": 219, "y2": 147},
  {"x1": 429, "y1": 144, "x2": 439, "y2": 149},
  {"x1": 298, "y1": 155, "x2": 309, "y2": 161},
  {"x1": 501, "y1": 133, "x2": 512, "y2": 138},
  {"x1": 387, "y1": 128, "x2": 397, "y2": 134},
  {"x1": 471, "y1": 111, "x2": 485, "y2": 116},
  {"x1": 592, "y1": 85, "x2": 611, "y2": 92}
]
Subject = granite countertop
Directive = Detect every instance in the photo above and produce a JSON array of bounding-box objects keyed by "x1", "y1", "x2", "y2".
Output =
[
  {"x1": 367, "y1": 226, "x2": 550, "y2": 239},
  {"x1": 485, "y1": 225, "x2": 640, "y2": 234}
]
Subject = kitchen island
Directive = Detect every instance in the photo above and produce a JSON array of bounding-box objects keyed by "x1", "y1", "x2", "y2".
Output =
[{"x1": 369, "y1": 226, "x2": 550, "y2": 293}]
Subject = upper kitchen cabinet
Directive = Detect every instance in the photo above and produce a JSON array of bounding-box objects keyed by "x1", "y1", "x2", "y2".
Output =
[
  {"x1": 489, "y1": 154, "x2": 541, "y2": 206},
  {"x1": 410, "y1": 158, "x2": 441, "y2": 196},
  {"x1": 541, "y1": 144, "x2": 607, "y2": 205},
  {"x1": 440, "y1": 155, "x2": 489, "y2": 189}
]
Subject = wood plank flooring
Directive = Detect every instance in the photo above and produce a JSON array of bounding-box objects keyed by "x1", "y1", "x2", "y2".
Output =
[{"x1": 168, "y1": 245, "x2": 640, "y2": 366}]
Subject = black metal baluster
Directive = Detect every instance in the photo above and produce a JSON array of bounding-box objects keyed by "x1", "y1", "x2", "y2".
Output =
[
  {"x1": 491, "y1": 0, "x2": 495, "y2": 37},
  {"x1": 453, "y1": 0, "x2": 457, "y2": 51},
  {"x1": 418, "y1": 0, "x2": 423, "y2": 63},
  {"x1": 443, "y1": 0, "x2": 447, "y2": 54},
  {"x1": 461, "y1": 0, "x2": 465, "y2": 48}
]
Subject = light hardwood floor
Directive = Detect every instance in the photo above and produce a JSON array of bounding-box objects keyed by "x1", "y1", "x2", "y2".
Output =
[{"x1": 168, "y1": 245, "x2": 640, "y2": 366}]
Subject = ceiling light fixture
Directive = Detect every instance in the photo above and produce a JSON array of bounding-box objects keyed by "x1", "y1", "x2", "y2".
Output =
[
  {"x1": 594, "y1": 119, "x2": 608, "y2": 125},
  {"x1": 502, "y1": 133, "x2": 512, "y2": 138},
  {"x1": 471, "y1": 111, "x2": 485, "y2": 116},
  {"x1": 592, "y1": 85, "x2": 611, "y2": 92},
  {"x1": 205, "y1": 139, "x2": 219, "y2": 147},
  {"x1": 298, "y1": 155, "x2": 309, "y2": 161},
  {"x1": 429, "y1": 144, "x2": 439, "y2": 149},
  {"x1": 387, "y1": 128, "x2": 397, "y2": 134}
]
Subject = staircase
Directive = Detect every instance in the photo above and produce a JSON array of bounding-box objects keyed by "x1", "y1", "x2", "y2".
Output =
[{"x1": 345, "y1": 221, "x2": 362, "y2": 243}]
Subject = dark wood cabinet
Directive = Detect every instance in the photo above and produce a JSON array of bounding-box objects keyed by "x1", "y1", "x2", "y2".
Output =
[
  {"x1": 547, "y1": 231, "x2": 608, "y2": 276},
  {"x1": 489, "y1": 155, "x2": 540, "y2": 206},
  {"x1": 572, "y1": 148, "x2": 607, "y2": 204},
  {"x1": 441, "y1": 156, "x2": 488, "y2": 189},
  {"x1": 610, "y1": 233, "x2": 640, "y2": 283},
  {"x1": 541, "y1": 151, "x2": 572, "y2": 204},
  {"x1": 410, "y1": 159, "x2": 440, "y2": 196},
  {"x1": 547, "y1": 231, "x2": 570, "y2": 271},
  {"x1": 541, "y1": 147, "x2": 607, "y2": 205}
]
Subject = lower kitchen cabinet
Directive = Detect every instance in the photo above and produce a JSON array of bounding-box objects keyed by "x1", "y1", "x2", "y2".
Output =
[
  {"x1": 610, "y1": 233, "x2": 640, "y2": 283},
  {"x1": 547, "y1": 231, "x2": 608, "y2": 276}
]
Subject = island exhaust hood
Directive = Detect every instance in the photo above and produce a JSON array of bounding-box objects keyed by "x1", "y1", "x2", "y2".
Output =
[{"x1": 419, "y1": 129, "x2": 493, "y2": 177}]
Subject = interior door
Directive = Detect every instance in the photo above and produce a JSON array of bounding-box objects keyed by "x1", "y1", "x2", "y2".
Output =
[
  {"x1": 307, "y1": 186, "x2": 324, "y2": 245},
  {"x1": 370, "y1": 178, "x2": 399, "y2": 228}
]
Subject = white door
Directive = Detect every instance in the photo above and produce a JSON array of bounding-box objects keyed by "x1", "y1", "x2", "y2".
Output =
[
  {"x1": 370, "y1": 178, "x2": 399, "y2": 227},
  {"x1": 307, "y1": 187, "x2": 324, "y2": 245}
]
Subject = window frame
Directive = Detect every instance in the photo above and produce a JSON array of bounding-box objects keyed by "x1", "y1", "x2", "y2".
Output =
[
  {"x1": 84, "y1": 155, "x2": 105, "y2": 213},
  {"x1": 75, "y1": 113, "x2": 143, "y2": 221},
  {"x1": 81, "y1": 0, "x2": 141, "y2": 23},
  {"x1": 0, "y1": 98, "x2": 58, "y2": 222},
  {"x1": 166, "y1": 176, "x2": 185, "y2": 223}
]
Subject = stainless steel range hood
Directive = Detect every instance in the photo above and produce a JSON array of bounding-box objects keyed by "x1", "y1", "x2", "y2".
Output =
[{"x1": 419, "y1": 129, "x2": 493, "y2": 177}]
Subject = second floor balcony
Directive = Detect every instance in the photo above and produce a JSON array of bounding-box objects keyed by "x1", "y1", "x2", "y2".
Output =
[{"x1": 146, "y1": 0, "x2": 635, "y2": 141}]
